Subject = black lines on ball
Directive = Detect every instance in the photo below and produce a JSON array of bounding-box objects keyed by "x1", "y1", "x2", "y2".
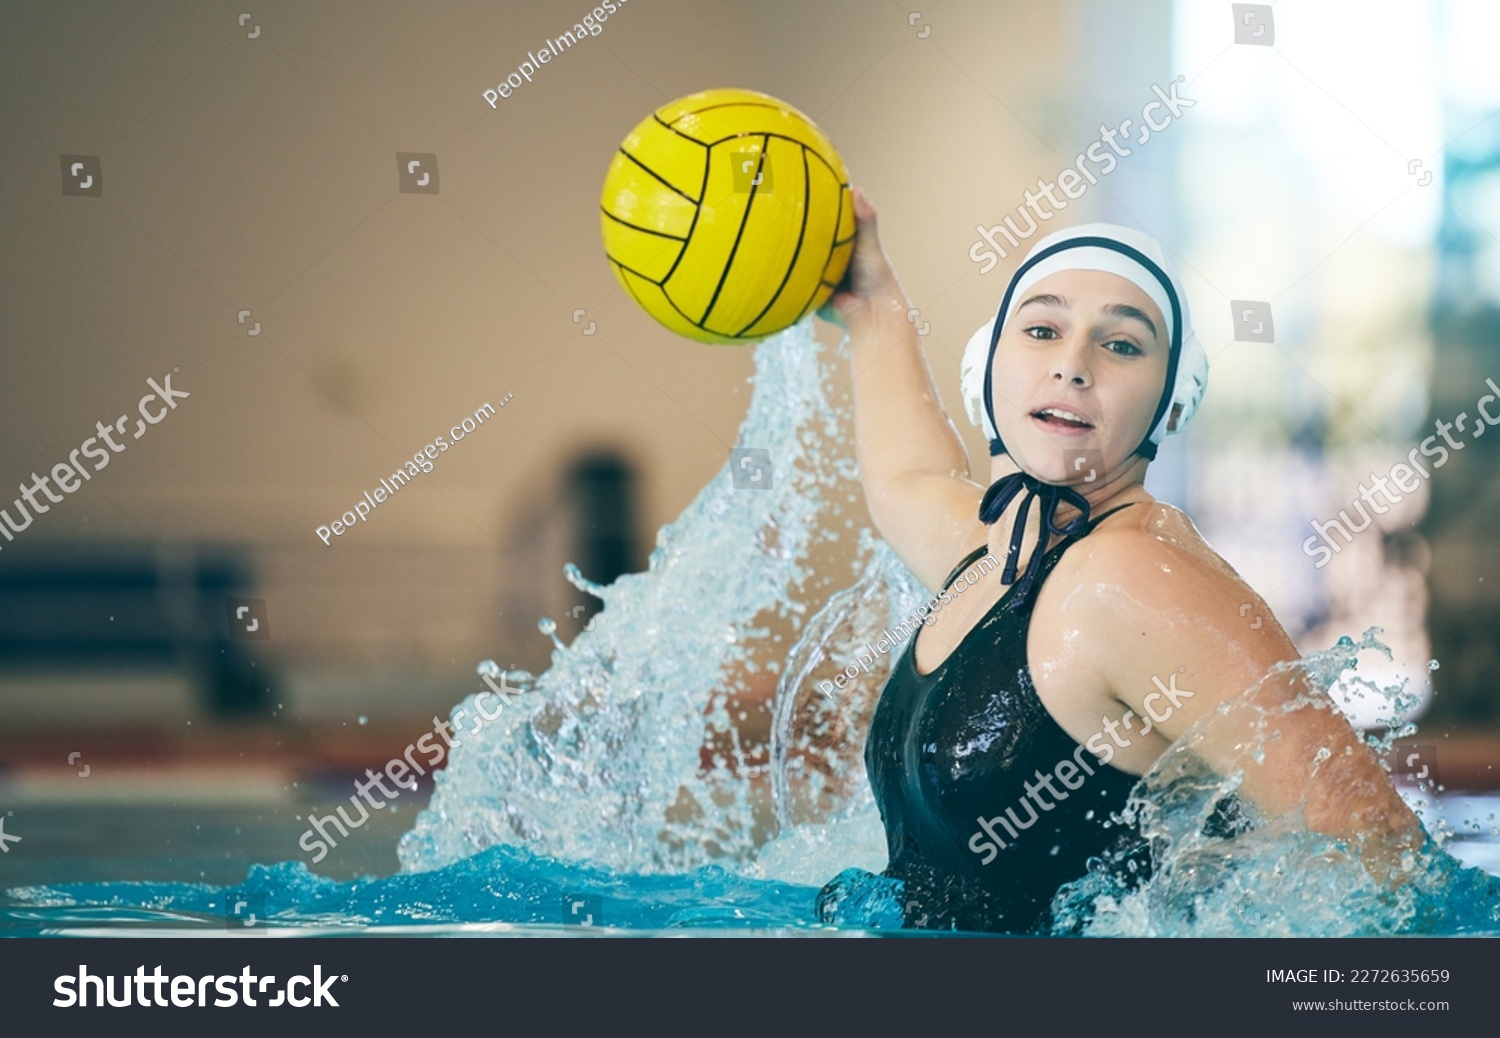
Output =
[
  {"x1": 653, "y1": 111, "x2": 708, "y2": 147},
  {"x1": 792, "y1": 186, "x2": 850, "y2": 322},
  {"x1": 611, "y1": 257, "x2": 667, "y2": 288},
  {"x1": 617, "y1": 147, "x2": 700, "y2": 205},
  {"x1": 708, "y1": 131, "x2": 841, "y2": 181},
  {"x1": 599, "y1": 205, "x2": 689, "y2": 242},
  {"x1": 667, "y1": 100, "x2": 785, "y2": 124},
  {"x1": 735, "y1": 143, "x2": 813, "y2": 338},
  {"x1": 697, "y1": 132, "x2": 767, "y2": 328}
]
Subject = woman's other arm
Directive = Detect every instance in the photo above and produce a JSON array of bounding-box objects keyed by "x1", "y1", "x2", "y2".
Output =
[{"x1": 1066, "y1": 515, "x2": 1426, "y2": 888}]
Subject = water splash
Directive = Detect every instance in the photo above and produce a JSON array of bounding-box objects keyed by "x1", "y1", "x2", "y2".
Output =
[
  {"x1": 769, "y1": 529, "x2": 923, "y2": 832},
  {"x1": 398, "y1": 321, "x2": 876, "y2": 875},
  {"x1": 1048, "y1": 629, "x2": 1500, "y2": 937}
]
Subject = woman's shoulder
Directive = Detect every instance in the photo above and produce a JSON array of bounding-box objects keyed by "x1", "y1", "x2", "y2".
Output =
[
  {"x1": 1066, "y1": 497, "x2": 1244, "y2": 589},
  {"x1": 1041, "y1": 497, "x2": 1299, "y2": 696},
  {"x1": 1092, "y1": 496, "x2": 1198, "y2": 542}
]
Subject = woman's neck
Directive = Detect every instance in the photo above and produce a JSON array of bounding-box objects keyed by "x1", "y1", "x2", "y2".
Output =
[{"x1": 982, "y1": 454, "x2": 1153, "y2": 564}]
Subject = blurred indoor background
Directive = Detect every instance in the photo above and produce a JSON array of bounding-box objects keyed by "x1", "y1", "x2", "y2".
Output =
[{"x1": 1, "y1": 0, "x2": 1495, "y2": 885}]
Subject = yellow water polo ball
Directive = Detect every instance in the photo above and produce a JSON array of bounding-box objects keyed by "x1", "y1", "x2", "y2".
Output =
[{"x1": 600, "y1": 87, "x2": 854, "y2": 344}]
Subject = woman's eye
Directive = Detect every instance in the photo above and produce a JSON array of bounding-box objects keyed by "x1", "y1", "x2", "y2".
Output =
[
  {"x1": 1104, "y1": 338, "x2": 1142, "y2": 356},
  {"x1": 1024, "y1": 325, "x2": 1058, "y2": 340}
]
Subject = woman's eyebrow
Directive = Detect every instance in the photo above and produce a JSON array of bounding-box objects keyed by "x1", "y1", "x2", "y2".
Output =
[
  {"x1": 1014, "y1": 293, "x2": 1066, "y2": 314},
  {"x1": 1103, "y1": 302, "x2": 1159, "y2": 342}
]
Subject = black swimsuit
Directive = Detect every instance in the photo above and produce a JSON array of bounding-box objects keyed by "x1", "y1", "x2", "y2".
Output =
[{"x1": 829, "y1": 504, "x2": 1151, "y2": 933}]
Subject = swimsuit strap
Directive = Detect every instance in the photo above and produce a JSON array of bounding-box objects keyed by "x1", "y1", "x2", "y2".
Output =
[
  {"x1": 939, "y1": 545, "x2": 991, "y2": 592},
  {"x1": 936, "y1": 501, "x2": 1139, "y2": 595},
  {"x1": 1082, "y1": 501, "x2": 1138, "y2": 532}
]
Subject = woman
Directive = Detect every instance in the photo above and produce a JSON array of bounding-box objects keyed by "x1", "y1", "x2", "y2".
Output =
[{"x1": 813, "y1": 188, "x2": 1426, "y2": 934}]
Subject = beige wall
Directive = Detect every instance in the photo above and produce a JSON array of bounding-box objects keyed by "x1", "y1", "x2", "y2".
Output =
[{"x1": 0, "y1": 0, "x2": 1116, "y2": 716}]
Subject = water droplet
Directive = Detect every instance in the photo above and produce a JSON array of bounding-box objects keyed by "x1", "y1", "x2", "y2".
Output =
[
  {"x1": 477, "y1": 659, "x2": 501, "y2": 678},
  {"x1": 538, "y1": 616, "x2": 564, "y2": 650},
  {"x1": 358, "y1": 715, "x2": 368, "y2": 726}
]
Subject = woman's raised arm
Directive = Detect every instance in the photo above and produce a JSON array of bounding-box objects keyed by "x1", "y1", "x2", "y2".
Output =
[{"x1": 817, "y1": 188, "x2": 986, "y2": 589}]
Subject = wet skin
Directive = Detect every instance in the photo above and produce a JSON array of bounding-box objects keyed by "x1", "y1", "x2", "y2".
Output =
[{"x1": 818, "y1": 188, "x2": 1426, "y2": 886}]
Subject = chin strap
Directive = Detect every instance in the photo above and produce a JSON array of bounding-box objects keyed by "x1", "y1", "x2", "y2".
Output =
[{"x1": 978, "y1": 470, "x2": 1092, "y2": 612}]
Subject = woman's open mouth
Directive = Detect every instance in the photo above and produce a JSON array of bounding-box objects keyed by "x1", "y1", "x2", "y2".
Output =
[{"x1": 1030, "y1": 406, "x2": 1095, "y2": 434}]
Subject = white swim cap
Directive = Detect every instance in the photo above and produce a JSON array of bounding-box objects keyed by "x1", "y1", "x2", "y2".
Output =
[{"x1": 959, "y1": 222, "x2": 1208, "y2": 460}]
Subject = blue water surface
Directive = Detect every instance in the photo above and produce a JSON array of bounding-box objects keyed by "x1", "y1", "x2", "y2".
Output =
[{"x1": 1, "y1": 845, "x2": 831, "y2": 936}]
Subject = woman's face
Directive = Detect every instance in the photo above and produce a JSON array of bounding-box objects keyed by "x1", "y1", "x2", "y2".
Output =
[{"x1": 989, "y1": 267, "x2": 1171, "y2": 484}]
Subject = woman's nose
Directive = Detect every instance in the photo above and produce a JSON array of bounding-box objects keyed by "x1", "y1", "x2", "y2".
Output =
[{"x1": 1050, "y1": 336, "x2": 1092, "y2": 386}]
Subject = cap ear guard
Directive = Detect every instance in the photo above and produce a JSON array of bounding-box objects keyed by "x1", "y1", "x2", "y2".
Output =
[
  {"x1": 960, "y1": 317, "x2": 998, "y2": 438},
  {"x1": 1147, "y1": 326, "x2": 1208, "y2": 446}
]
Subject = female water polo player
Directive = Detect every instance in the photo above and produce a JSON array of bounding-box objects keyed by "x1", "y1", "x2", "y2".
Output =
[{"x1": 812, "y1": 189, "x2": 1426, "y2": 934}]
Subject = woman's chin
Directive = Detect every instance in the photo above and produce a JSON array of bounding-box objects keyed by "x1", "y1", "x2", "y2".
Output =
[
  {"x1": 1003, "y1": 439, "x2": 1091, "y2": 483},
  {"x1": 1014, "y1": 454, "x2": 1137, "y2": 492},
  {"x1": 1003, "y1": 455, "x2": 1071, "y2": 485}
]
